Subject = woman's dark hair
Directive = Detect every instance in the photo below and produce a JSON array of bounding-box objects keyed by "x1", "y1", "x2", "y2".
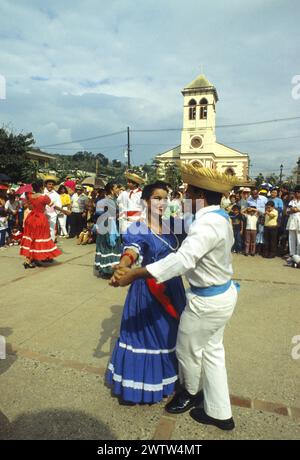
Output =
[
  {"x1": 58, "y1": 185, "x2": 68, "y2": 194},
  {"x1": 31, "y1": 180, "x2": 44, "y2": 193},
  {"x1": 141, "y1": 181, "x2": 169, "y2": 201},
  {"x1": 105, "y1": 182, "x2": 117, "y2": 195}
]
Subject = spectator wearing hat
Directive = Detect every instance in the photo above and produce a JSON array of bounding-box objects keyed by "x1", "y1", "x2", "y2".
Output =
[
  {"x1": 286, "y1": 185, "x2": 300, "y2": 260},
  {"x1": 247, "y1": 188, "x2": 267, "y2": 250},
  {"x1": 69, "y1": 185, "x2": 89, "y2": 238},
  {"x1": 263, "y1": 201, "x2": 278, "y2": 258},
  {"x1": 117, "y1": 172, "x2": 145, "y2": 233},
  {"x1": 64, "y1": 176, "x2": 76, "y2": 192},
  {"x1": 43, "y1": 176, "x2": 62, "y2": 242},
  {"x1": 238, "y1": 187, "x2": 251, "y2": 211}
]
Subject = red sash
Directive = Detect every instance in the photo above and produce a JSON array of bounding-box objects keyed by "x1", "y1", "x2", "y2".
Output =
[
  {"x1": 125, "y1": 210, "x2": 142, "y2": 217},
  {"x1": 146, "y1": 278, "x2": 179, "y2": 321}
]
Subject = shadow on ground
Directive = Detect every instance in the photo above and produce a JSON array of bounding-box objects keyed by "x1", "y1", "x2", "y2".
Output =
[
  {"x1": 93, "y1": 305, "x2": 122, "y2": 359},
  {"x1": 0, "y1": 409, "x2": 116, "y2": 440}
]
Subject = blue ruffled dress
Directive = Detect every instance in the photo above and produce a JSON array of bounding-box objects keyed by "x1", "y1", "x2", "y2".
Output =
[{"x1": 106, "y1": 220, "x2": 186, "y2": 403}]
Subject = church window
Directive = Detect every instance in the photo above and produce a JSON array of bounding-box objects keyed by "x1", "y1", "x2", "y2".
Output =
[
  {"x1": 225, "y1": 167, "x2": 235, "y2": 176},
  {"x1": 188, "y1": 99, "x2": 196, "y2": 120},
  {"x1": 200, "y1": 98, "x2": 208, "y2": 119}
]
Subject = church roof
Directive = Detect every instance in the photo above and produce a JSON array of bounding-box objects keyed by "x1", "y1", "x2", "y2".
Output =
[
  {"x1": 183, "y1": 74, "x2": 218, "y2": 101},
  {"x1": 185, "y1": 74, "x2": 214, "y2": 90}
]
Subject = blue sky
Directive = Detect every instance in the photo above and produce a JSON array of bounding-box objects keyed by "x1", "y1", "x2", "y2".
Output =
[{"x1": 0, "y1": 0, "x2": 300, "y2": 178}]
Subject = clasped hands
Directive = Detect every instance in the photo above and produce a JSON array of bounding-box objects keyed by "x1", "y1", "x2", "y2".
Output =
[{"x1": 109, "y1": 264, "x2": 136, "y2": 287}]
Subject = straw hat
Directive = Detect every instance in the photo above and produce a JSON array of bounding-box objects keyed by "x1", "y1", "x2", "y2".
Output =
[
  {"x1": 125, "y1": 171, "x2": 145, "y2": 185},
  {"x1": 44, "y1": 174, "x2": 58, "y2": 184},
  {"x1": 180, "y1": 163, "x2": 243, "y2": 193}
]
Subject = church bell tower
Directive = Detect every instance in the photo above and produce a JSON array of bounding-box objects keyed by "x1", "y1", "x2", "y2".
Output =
[{"x1": 181, "y1": 74, "x2": 219, "y2": 158}]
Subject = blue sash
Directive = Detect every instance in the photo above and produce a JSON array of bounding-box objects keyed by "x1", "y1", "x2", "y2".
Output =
[{"x1": 190, "y1": 280, "x2": 240, "y2": 297}]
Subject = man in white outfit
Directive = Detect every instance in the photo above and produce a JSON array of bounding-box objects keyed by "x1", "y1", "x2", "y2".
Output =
[
  {"x1": 117, "y1": 171, "x2": 144, "y2": 234},
  {"x1": 43, "y1": 176, "x2": 62, "y2": 242},
  {"x1": 111, "y1": 164, "x2": 241, "y2": 430},
  {"x1": 286, "y1": 185, "x2": 300, "y2": 259}
]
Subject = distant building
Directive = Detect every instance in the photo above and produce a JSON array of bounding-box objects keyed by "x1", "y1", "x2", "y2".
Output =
[
  {"x1": 27, "y1": 149, "x2": 57, "y2": 168},
  {"x1": 155, "y1": 74, "x2": 249, "y2": 180}
]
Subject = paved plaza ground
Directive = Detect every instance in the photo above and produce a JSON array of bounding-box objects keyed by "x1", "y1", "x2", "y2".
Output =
[{"x1": 0, "y1": 238, "x2": 299, "y2": 440}]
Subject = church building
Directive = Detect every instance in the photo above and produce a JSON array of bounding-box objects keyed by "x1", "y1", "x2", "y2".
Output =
[{"x1": 155, "y1": 74, "x2": 249, "y2": 180}]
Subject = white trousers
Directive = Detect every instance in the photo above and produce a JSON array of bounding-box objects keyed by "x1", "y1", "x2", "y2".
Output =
[
  {"x1": 176, "y1": 283, "x2": 238, "y2": 420},
  {"x1": 289, "y1": 230, "x2": 300, "y2": 256},
  {"x1": 47, "y1": 215, "x2": 57, "y2": 242},
  {"x1": 57, "y1": 213, "x2": 68, "y2": 236}
]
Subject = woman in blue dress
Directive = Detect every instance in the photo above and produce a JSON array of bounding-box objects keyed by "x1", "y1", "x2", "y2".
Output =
[
  {"x1": 94, "y1": 182, "x2": 122, "y2": 278},
  {"x1": 107, "y1": 181, "x2": 186, "y2": 404}
]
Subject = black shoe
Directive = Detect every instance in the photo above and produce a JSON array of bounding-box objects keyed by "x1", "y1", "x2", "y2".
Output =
[
  {"x1": 23, "y1": 262, "x2": 35, "y2": 269},
  {"x1": 190, "y1": 407, "x2": 235, "y2": 431},
  {"x1": 33, "y1": 260, "x2": 43, "y2": 267},
  {"x1": 165, "y1": 390, "x2": 203, "y2": 414}
]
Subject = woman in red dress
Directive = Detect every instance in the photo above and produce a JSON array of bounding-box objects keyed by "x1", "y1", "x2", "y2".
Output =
[{"x1": 20, "y1": 180, "x2": 62, "y2": 268}]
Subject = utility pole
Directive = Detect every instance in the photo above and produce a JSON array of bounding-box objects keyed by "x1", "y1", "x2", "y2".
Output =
[
  {"x1": 279, "y1": 164, "x2": 283, "y2": 184},
  {"x1": 247, "y1": 159, "x2": 252, "y2": 181},
  {"x1": 127, "y1": 126, "x2": 131, "y2": 168},
  {"x1": 297, "y1": 157, "x2": 300, "y2": 185},
  {"x1": 95, "y1": 158, "x2": 99, "y2": 177}
]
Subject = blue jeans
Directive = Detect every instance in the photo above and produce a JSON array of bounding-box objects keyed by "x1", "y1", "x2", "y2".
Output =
[
  {"x1": 0, "y1": 229, "x2": 7, "y2": 247},
  {"x1": 233, "y1": 228, "x2": 242, "y2": 252}
]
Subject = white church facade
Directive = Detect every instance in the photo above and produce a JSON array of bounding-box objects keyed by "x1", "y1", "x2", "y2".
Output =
[{"x1": 155, "y1": 74, "x2": 249, "y2": 180}]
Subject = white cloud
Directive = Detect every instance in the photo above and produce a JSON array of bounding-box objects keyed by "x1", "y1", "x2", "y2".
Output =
[{"x1": 0, "y1": 0, "x2": 299, "y2": 171}]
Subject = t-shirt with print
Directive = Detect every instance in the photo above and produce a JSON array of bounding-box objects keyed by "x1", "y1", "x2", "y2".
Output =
[{"x1": 229, "y1": 212, "x2": 244, "y2": 232}]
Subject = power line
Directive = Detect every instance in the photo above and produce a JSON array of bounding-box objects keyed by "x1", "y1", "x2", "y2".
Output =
[
  {"x1": 35, "y1": 115, "x2": 300, "y2": 149},
  {"x1": 223, "y1": 134, "x2": 300, "y2": 145},
  {"x1": 131, "y1": 115, "x2": 300, "y2": 132},
  {"x1": 38, "y1": 133, "x2": 300, "y2": 154},
  {"x1": 37, "y1": 129, "x2": 127, "y2": 148},
  {"x1": 45, "y1": 144, "x2": 126, "y2": 151}
]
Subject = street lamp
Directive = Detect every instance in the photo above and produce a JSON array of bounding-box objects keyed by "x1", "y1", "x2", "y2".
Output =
[
  {"x1": 279, "y1": 164, "x2": 283, "y2": 184},
  {"x1": 297, "y1": 157, "x2": 300, "y2": 186}
]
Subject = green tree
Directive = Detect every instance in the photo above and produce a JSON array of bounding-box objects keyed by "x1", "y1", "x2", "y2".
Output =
[
  {"x1": 141, "y1": 163, "x2": 157, "y2": 183},
  {"x1": 265, "y1": 173, "x2": 280, "y2": 186},
  {"x1": 165, "y1": 162, "x2": 182, "y2": 190},
  {"x1": 254, "y1": 173, "x2": 265, "y2": 188},
  {"x1": 112, "y1": 159, "x2": 122, "y2": 168},
  {"x1": 0, "y1": 127, "x2": 36, "y2": 181}
]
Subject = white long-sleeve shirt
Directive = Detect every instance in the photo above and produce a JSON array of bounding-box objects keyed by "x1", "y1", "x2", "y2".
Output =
[
  {"x1": 43, "y1": 189, "x2": 62, "y2": 217},
  {"x1": 146, "y1": 205, "x2": 234, "y2": 288},
  {"x1": 117, "y1": 188, "x2": 143, "y2": 216}
]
